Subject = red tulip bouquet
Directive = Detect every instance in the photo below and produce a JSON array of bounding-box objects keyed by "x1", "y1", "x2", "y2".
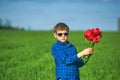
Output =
[{"x1": 83, "y1": 28, "x2": 102, "y2": 63}]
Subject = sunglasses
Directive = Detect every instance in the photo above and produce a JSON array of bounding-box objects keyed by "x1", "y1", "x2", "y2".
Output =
[{"x1": 57, "y1": 33, "x2": 69, "y2": 37}]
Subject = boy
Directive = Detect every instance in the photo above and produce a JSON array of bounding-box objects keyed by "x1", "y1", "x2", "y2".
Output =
[{"x1": 51, "y1": 22, "x2": 93, "y2": 80}]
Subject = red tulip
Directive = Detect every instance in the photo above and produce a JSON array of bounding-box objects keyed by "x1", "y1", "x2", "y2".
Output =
[
  {"x1": 84, "y1": 29, "x2": 94, "y2": 41},
  {"x1": 93, "y1": 37, "x2": 99, "y2": 43},
  {"x1": 83, "y1": 27, "x2": 102, "y2": 63},
  {"x1": 93, "y1": 28, "x2": 100, "y2": 34},
  {"x1": 84, "y1": 28, "x2": 102, "y2": 46},
  {"x1": 96, "y1": 35, "x2": 102, "y2": 39}
]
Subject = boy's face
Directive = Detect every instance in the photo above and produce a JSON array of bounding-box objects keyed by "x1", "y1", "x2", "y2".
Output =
[{"x1": 54, "y1": 30, "x2": 69, "y2": 43}]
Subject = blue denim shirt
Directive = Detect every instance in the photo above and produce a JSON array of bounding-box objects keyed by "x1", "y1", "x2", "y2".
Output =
[{"x1": 51, "y1": 40, "x2": 84, "y2": 80}]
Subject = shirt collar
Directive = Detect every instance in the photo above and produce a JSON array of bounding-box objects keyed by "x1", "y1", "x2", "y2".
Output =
[{"x1": 57, "y1": 40, "x2": 72, "y2": 47}]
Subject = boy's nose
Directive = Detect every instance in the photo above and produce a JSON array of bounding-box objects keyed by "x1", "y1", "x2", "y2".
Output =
[{"x1": 62, "y1": 35, "x2": 65, "y2": 37}]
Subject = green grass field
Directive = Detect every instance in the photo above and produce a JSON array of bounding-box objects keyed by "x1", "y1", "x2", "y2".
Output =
[{"x1": 0, "y1": 30, "x2": 120, "y2": 80}]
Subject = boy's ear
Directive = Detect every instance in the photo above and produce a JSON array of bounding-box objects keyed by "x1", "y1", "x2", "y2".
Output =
[{"x1": 54, "y1": 33, "x2": 57, "y2": 38}]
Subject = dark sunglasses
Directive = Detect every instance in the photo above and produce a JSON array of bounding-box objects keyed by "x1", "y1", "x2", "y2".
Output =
[{"x1": 57, "y1": 33, "x2": 69, "y2": 37}]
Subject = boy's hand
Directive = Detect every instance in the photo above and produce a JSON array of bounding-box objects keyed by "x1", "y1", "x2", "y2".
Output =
[
  {"x1": 82, "y1": 48, "x2": 93, "y2": 56},
  {"x1": 77, "y1": 48, "x2": 94, "y2": 58}
]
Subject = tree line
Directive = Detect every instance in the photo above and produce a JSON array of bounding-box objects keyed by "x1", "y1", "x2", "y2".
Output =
[{"x1": 0, "y1": 18, "x2": 24, "y2": 30}]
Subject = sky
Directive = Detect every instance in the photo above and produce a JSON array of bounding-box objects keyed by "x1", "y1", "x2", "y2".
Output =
[{"x1": 0, "y1": 0, "x2": 120, "y2": 31}]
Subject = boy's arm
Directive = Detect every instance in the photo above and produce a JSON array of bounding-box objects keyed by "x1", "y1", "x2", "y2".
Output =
[
  {"x1": 76, "y1": 48, "x2": 93, "y2": 67},
  {"x1": 77, "y1": 48, "x2": 93, "y2": 58},
  {"x1": 52, "y1": 46, "x2": 93, "y2": 65},
  {"x1": 64, "y1": 47, "x2": 93, "y2": 65}
]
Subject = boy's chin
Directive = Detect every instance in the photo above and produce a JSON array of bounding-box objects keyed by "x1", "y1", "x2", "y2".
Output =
[{"x1": 60, "y1": 40, "x2": 67, "y2": 43}]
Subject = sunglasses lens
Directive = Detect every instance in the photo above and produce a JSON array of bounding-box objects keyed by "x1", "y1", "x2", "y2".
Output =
[
  {"x1": 57, "y1": 33, "x2": 68, "y2": 37},
  {"x1": 57, "y1": 33, "x2": 62, "y2": 37},
  {"x1": 64, "y1": 33, "x2": 68, "y2": 36}
]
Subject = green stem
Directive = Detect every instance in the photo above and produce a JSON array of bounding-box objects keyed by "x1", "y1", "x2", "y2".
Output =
[{"x1": 84, "y1": 41, "x2": 95, "y2": 64}]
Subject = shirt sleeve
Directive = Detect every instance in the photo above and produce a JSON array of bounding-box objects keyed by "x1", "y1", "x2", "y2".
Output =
[
  {"x1": 76, "y1": 58, "x2": 85, "y2": 67},
  {"x1": 52, "y1": 45, "x2": 78, "y2": 65}
]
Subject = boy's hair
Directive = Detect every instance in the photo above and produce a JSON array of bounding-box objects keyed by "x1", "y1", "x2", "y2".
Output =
[{"x1": 54, "y1": 22, "x2": 69, "y2": 33}]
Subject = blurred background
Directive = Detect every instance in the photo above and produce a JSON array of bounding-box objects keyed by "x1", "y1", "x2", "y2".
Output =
[
  {"x1": 0, "y1": 0, "x2": 120, "y2": 31},
  {"x1": 0, "y1": 0, "x2": 120, "y2": 80}
]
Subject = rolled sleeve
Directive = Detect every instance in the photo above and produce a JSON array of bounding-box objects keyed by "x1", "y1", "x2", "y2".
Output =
[{"x1": 76, "y1": 58, "x2": 84, "y2": 67}]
